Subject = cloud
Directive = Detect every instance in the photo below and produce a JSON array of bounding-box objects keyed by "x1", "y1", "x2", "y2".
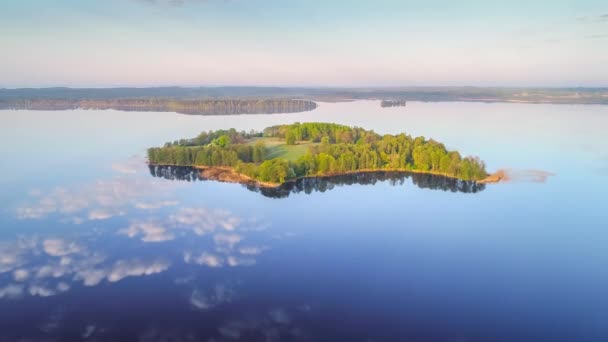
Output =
[
  {"x1": 0, "y1": 243, "x2": 27, "y2": 273},
  {"x1": 35, "y1": 264, "x2": 70, "y2": 279},
  {"x1": 75, "y1": 269, "x2": 107, "y2": 286},
  {"x1": 16, "y1": 166, "x2": 181, "y2": 222},
  {"x1": 28, "y1": 282, "x2": 69, "y2": 297},
  {"x1": 88, "y1": 208, "x2": 124, "y2": 220},
  {"x1": 227, "y1": 255, "x2": 256, "y2": 267},
  {"x1": 184, "y1": 251, "x2": 224, "y2": 267},
  {"x1": 0, "y1": 284, "x2": 24, "y2": 299},
  {"x1": 107, "y1": 259, "x2": 170, "y2": 282},
  {"x1": 13, "y1": 269, "x2": 30, "y2": 282},
  {"x1": 134, "y1": 200, "x2": 178, "y2": 210},
  {"x1": 43, "y1": 239, "x2": 82, "y2": 257},
  {"x1": 190, "y1": 284, "x2": 234, "y2": 310},
  {"x1": 170, "y1": 207, "x2": 241, "y2": 235},
  {"x1": 214, "y1": 233, "x2": 243, "y2": 249},
  {"x1": 111, "y1": 157, "x2": 141, "y2": 174},
  {"x1": 239, "y1": 246, "x2": 266, "y2": 255},
  {"x1": 119, "y1": 221, "x2": 175, "y2": 242}
]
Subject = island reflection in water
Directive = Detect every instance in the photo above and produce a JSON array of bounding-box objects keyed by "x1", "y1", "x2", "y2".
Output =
[{"x1": 148, "y1": 165, "x2": 485, "y2": 198}]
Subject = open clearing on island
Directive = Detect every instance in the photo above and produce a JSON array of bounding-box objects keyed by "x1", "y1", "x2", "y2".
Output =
[{"x1": 247, "y1": 137, "x2": 318, "y2": 161}]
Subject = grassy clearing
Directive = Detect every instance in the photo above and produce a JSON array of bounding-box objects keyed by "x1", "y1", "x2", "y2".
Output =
[{"x1": 247, "y1": 137, "x2": 317, "y2": 161}]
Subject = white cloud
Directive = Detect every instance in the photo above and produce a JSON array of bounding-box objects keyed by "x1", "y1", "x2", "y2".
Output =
[
  {"x1": 107, "y1": 259, "x2": 170, "y2": 282},
  {"x1": 15, "y1": 169, "x2": 181, "y2": 222},
  {"x1": 184, "y1": 251, "x2": 224, "y2": 267},
  {"x1": 135, "y1": 200, "x2": 178, "y2": 210},
  {"x1": 190, "y1": 284, "x2": 234, "y2": 310},
  {"x1": 88, "y1": 208, "x2": 123, "y2": 220},
  {"x1": 239, "y1": 246, "x2": 266, "y2": 256},
  {"x1": 13, "y1": 268, "x2": 30, "y2": 282},
  {"x1": 56, "y1": 282, "x2": 70, "y2": 292},
  {"x1": 29, "y1": 285, "x2": 56, "y2": 297},
  {"x1": 119, "y1": 222, "x2": 175, "y2": 242},
  {"x1": 0, "y1": 243, "x2": 27, "y2": 273},
  {"x1": 214, "y1": 233, "x2": 243, "y2": 249},
  {"x1": 227, "y1": 255, "x2": 256, "y2": 267},
  {"x1": 189, "y1": 290, "x2": 212, "y2": 310},
  {"x1": 170, "y1": 208, "x2": 241, "y2": 235},
  {"x1": 75, "y1": 269, "x2": 107, "y2": 286},
  {"x1": 0, "y1": 284, "x2": 24, "y2": 299},
  {"x1": 35, "y1": 264, "x2": 69, "y2": 279},
  {"x1": 43, "y1": 239, "x2": 82, "y2": 257},
  {"x1": 27, "y1": 282, "x2": 70, "y2": 297}
]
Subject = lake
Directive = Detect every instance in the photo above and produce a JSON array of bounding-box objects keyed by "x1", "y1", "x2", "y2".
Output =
[{"x1": 1, "y1": 101, "x2": 607, "y2": 341}]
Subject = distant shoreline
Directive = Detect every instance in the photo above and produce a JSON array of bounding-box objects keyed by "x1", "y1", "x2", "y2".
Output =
[
  {"x1": 1, "y1": 87, "x2": 607, "y2": 109},
  {"x1": 0, "y1": 98, "x2": 318, "y2": 115}
]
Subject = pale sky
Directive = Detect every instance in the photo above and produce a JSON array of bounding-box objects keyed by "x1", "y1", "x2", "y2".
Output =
[{"x1": 1, "y1": 0, "x2": 607, "y2": 87}]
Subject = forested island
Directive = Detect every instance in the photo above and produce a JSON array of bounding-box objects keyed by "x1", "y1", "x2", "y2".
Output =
[
  {"x1": 0, "y1": 98, "x2": 317, "y2": 115},
  {"x1": 147, "y1": 123, "x2": 488, "y2": 187}
]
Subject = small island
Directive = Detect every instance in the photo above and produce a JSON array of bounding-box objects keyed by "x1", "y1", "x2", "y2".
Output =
[
  {"x1": 147, "y1": 122, "x2": 489, "y2": 187},
  {"x1": 380, "y1": 99, "x2": 407, "y2": 107}
]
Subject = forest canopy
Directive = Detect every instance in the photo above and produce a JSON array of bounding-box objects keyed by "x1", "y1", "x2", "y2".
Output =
[{"x1": 147, "y1": 122, "x2": 488, "y2": 184}]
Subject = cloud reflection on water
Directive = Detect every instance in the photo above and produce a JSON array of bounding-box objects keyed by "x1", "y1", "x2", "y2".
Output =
[
  {"x1": 16, "y1": 162, "x2": 181, "y2": 222},
  {"x1": 3, "y1": 158, "x2": 271, "y2": 302}
]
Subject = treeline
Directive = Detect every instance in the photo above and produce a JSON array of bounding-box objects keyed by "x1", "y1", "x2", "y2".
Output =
[
  {"x1": 148, "y1": 122, "x2": 488, "y2": 184},
  {"x1": 2, "y1": 87, "x2": 607, "y2": 105},
  {"x1": 0, "y1": 98, "x2": 317, "y2": 115}
]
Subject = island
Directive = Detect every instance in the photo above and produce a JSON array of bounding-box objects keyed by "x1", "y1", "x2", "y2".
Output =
[
  {"x1": 380, "y1": 99, "x2": 407, "y2": 107},
  {"x1": 147, "y1": 123, "x2": 489, "y2": 188}
]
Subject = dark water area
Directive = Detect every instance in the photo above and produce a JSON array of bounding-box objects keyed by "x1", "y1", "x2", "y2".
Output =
[
  {"x1": 1, "y1": 101, "x2": 608, "y2": 341},
  {"x1": 149, "y1": 165, "x2": 485, "y2": 198}
]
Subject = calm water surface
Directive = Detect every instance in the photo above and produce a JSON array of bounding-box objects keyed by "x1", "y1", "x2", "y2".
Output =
[{"x1": 0, "y1": 101, "x2": 607, "y2": 341}]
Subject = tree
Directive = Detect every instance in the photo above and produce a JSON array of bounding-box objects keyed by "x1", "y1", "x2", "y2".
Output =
[
  {"x1": 286, "y1": 131, "x2": 296, "y2": 145},
  {"x1": 212, "y1": 135, "x2": 231, "y2": 148},
  {"x1": 253, "y1": 141, "x2": 266, "y2": 163}
]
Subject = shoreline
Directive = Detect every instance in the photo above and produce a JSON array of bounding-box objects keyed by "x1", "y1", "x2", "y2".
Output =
[{"x1": 149, "y1": 163, "x2": 500, "y2": 188}]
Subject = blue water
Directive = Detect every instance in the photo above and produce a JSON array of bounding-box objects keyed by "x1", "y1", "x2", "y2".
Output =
[{"x1": 0, "y1": 101, "x2": 607, "y2": 341}]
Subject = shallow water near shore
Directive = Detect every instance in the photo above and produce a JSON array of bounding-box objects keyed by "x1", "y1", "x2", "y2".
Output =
[{"x1": 1, "y1": 101, "x2": 607, "y2": 341}]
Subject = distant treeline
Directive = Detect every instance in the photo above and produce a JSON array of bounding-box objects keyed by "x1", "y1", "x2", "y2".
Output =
[
  {"x1": 0, "y1": 98, "x2": 317, "y2": 115},
  {"x1": 148, "y1": 123, "x2": 488, "y2": 183},
  {"x1": 1, "y1": 86, "x2": 607, "y2": 105},
  {"x1": 380, "y1": 99, "x2": 407, "y2": 107}
]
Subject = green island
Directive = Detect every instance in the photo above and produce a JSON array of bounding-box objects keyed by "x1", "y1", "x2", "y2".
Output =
[{"x1": 147, "y1": 122, "x2": 489, "y2": 187}]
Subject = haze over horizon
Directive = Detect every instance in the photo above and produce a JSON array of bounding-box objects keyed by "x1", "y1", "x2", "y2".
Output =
[{"x1": 2, "y1": 0, "x2": 607, "y2": 88}]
